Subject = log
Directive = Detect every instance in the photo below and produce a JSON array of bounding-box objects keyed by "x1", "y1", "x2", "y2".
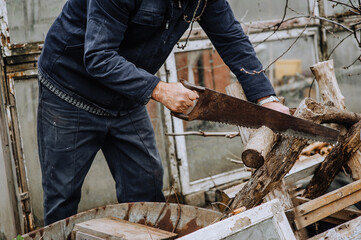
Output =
[
  {"x1": 241, "y1": 126, "x2": 278, "y2": 168},
  {"x1": 226, "y1": 82, "x2": 278, "y2": 168},
  {"x1": 303, "y1": 120, "x2": 361, "y2": 199},
  {"x1": 310, "y1": 60, "x2": 346, "y2": 110},
  {"x1": 264, "y1": 179, "x2": 293, "y2": 211},
  {"x1": 226, "y1": 98, "x2": 313, "y2": 211},
  {"x1": 311, "y1": 60, "x2": 361, "y2": 180}
]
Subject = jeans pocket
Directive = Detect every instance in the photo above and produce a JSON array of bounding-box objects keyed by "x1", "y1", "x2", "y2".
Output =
[{"x1": 39, "y1": 90, "x2": 79, "y2": 151}]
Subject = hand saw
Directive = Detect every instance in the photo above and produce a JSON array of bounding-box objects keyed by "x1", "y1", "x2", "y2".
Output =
[{"x1": 171, "y1": 80, "x2": 339, "y2": 144}]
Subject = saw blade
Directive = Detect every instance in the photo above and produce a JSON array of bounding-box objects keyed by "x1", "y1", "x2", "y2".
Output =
[{"x1": 172, "y1": 84, "x2": 340, "y2": 144}]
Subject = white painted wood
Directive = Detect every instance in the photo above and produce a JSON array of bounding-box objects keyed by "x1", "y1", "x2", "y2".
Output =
[
  {"x1": 158, "y1": 65, "x2": 182, "y2": 193},
  {"x1": 309, "y1": 215, "x2": 361, "y2": 240},
  {"x1": 0, "y1": 0, "x2": 11, "y2": 57},
  {"x1": 285, "y1": 154, "x2": 324, "y2": 185},
  {"x1": 164, "y1": 49, "x2": 251, "y2": 195},
  {"x1": 178, "y1": 199, "x2": 296, "y2": 240}
]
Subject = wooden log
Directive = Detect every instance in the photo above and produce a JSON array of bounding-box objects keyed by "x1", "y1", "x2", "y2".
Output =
[
  {"x1": 303, "y1": 120, "x2": 361, "y2": 199},
  {"x1": 264, "y1": 179, "x2": 293, "y2": 211},
  {"x1": 241, "y1": 126, "x2": 278, "y2": 168},
  {"x1": 310, "y1": 60, "x2": 346, "y2": 110},
  {"x1": 226, "y1": 82, "x2": 278, "y2": 168},
  {"x1": 301, "y1": 98, "x2": 361, "y2": 126},
  {"x1": 226, "y1": 98, "x2": 313, "y2": 212},
  {"x1": 311, "y1": 59, "x2": 361, "y2": 180}
]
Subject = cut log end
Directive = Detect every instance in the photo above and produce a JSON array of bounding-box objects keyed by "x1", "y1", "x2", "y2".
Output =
[{"x1": 242, "y1": 150, "x2": 264, "y2": 168}]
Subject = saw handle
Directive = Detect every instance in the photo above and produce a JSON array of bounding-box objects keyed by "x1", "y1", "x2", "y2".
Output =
[
  {"x1": 179, "y1": 79, "x2": 206, "y2": 93},
  {"x1": 170, "y1": 80, "x2": 205, "y2": 121}
]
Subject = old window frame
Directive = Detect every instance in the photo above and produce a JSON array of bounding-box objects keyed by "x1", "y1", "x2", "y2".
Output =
[{"x1": 163, "y1": 26, "x2": 320, "y2": 195}]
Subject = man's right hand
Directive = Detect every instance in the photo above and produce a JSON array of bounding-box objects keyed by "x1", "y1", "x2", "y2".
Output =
[{"x1": 152, "y1": 81, "x2": 199, "y2": 113}]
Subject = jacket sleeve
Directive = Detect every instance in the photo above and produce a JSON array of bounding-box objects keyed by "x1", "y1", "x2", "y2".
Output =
[
  {"x1": 84, "y1": 0, "x2": 160, "y2": 105},
  {"x1": 198, "y1": 0, "x2": 275, "y2": 102}
]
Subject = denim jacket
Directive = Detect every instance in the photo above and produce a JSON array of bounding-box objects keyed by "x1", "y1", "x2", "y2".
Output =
[{"x1": 38, "y1": 0, "x2": 275, "y2": 115}]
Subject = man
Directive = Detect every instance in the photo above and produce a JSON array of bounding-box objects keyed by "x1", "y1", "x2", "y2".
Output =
[{"x1": 38, "y1": 0, "x2": 289, "y2": 225}]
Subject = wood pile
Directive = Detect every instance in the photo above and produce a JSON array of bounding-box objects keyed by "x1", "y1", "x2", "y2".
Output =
[{"x1": 220, "y1": 60, "x2": 361, "y2": 239}]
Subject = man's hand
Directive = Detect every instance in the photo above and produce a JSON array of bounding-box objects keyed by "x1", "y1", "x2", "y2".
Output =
[
  {"x1": 262, "y1": 102, "x2": 290, "y2": 115},
  {"x1": 257, "y1": 96, "x2": 290, "y2": 115},
  {"x1": 152, "y1": 81, "x2": 199, "y2": 113}
]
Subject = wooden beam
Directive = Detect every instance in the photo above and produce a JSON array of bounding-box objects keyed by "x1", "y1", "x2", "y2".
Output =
[{"x1": 294, "y1": 179, "x2": 361, "y2": 229}]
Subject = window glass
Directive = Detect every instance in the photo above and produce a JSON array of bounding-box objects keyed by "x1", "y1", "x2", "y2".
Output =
[{"x1": 254, "y1": 35, "x2": 318, "y2": 107}]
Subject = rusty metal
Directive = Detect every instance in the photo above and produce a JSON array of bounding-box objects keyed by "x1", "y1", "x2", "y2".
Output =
[
  {"x1": 172, "y1": 81, "x2": 340, "y2": 144},
  {"x1": 22, "y1": 202, "x2": 222, "y2": 240}
]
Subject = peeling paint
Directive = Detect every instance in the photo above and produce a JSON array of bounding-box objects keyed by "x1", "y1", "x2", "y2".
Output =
[{"x1": 230, "y1": 217, "x2": 251, "y2": 232}]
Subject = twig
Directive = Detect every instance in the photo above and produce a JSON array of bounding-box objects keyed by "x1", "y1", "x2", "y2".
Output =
[
  {"x1": 327, "y1": 0, "x2": 356, "y2": 10},
  {"x1": 166, "y1": 131, "x2": 241, "y2": 138},
  {"x1": 254, "y1": 0, "x2": 289, "y2": 47},
  {"x1": 241, "y1": 1, "x2": 317, "y2": 74},
  {"x1": 343, "y1": 54, "x2": 361, "y2": 69},
  {"x1": 327, "y1": 32, "x2": 354, "y2": 59}
]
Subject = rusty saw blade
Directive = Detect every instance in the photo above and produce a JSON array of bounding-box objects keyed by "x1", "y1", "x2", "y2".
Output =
[{"x1": 171, "y1": 80, "x2": 339, "y2": 144}]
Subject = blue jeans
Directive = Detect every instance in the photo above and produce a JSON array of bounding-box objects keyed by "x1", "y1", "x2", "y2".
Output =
[{"x1": 37, "y1": 83, "x2": 165, "y2": 225}]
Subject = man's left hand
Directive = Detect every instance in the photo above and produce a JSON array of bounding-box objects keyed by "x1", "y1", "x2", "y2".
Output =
[{"x1": 261, "y1": 101, "x2": 290, "y2": 115}]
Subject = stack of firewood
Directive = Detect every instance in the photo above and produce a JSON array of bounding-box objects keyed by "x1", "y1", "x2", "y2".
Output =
[{"x1": 221, "y1": 60, "x2": 361, "y2": 239}]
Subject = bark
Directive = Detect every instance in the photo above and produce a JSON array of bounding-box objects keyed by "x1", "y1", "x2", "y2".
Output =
[
  {"x1": 227, "y1": 98, "x2": 312, "y2": 211},
  {"x1": 311, "y1": 60, "x2": 361, "y2": 180},
  {"x1": 303, "y1": 120, "x2": 361, "y2": 199},
  {"x1": 226, "y1": 82, "x2": 278, "y2": 168}
]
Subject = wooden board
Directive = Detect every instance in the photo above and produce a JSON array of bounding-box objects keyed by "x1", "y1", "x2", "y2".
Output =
[
  {"x1": 178, "y1": 199, "x2": 296, "y2": 240},
  {"x1": 285, "y1": 154, "x2": 324, "y2": 185},
  {"x1": 309, "y1": 215, "x2": 361, "y2": 240},
  {"x1": 294, "y1": 179, "x2": 361, "y2": 229},
  {"x1": 72, "y1": 217, "x2": 177, "y2": 240}
]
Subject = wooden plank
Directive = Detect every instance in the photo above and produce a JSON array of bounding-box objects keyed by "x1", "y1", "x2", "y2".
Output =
[
  {"x1": 178, "y1": 200, "x2": 296, "y2": 240},
  {"x1": 5, "y1": 54, "x2": 40, "y2": 65},
  {"x1": 294, "y1": 188, "x2": 361, "y2": 229},
  {"x1": 296, "y1": 179, "x2": 361, "y2": 216},
  {"x1": 308, "y1": 215, "x2": 361, "y2": 240},
  {"x1": 73, "y1": 217, "x2": 177, "y2": 240},
  {"x1": 285, "y1": 154, "x2": 324, "y2": 185},
  {"x1": 294, "y1": 196, "x2": 361, "y2": 222},
  {"x1": 5, "y1": 62, "x2": 38, "y2": 73}
]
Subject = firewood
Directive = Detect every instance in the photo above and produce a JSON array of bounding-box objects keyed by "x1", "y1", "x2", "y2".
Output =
[
  {"x1": 301, "y1": 142, "x2": 329, "y2": 156},
  {"x1": 311, "y1": 60, "x2": 361, "y2": 180},
  {"x1": 303, "y1": 120, "x2": 361, "y2": 199},
  {"x1": 226, "y1": 82, "x2": 280, "y2": 168},
  {"x1": 226, "y1": 98, "x2": 313, "y2": 211},
  {"x1": 241, "y1": 126, "x2": 278, "y2": 168}
]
